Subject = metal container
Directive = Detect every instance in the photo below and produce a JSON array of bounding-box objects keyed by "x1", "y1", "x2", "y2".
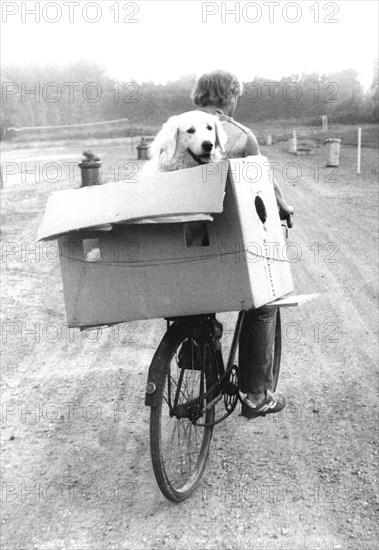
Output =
[
  {"x1": 325, "y1": 138, "x2": 341, "y2": 167},
  {"x1": 79, "y1": 159, "x2": 102, "y2": 187},
  {"x1": 137, "y1": 137, "x2": 150, "y2": 160}
]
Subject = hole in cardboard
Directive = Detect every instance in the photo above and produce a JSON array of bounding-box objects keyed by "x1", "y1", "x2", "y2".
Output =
[
  {"x1": 255, "y1": 196, "x2": 267, "y2": 224},
  {"x1": 83, "y1": 239, "x2": 101, "y2": 262},
  {"x1": 184, "y1": 222, "x2": 210, "y2": 248}
]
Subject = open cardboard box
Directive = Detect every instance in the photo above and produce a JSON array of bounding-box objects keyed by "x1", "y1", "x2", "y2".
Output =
[{"x1": 38, "y1": 157, "x2": 294, "y2": 327}]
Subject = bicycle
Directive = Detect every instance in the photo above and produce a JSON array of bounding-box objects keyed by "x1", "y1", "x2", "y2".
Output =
[
  {"x1": 145, "y1": 308, "x2": 282, "y2": 502},
  {"x1": 144, "y1": 217, "x2": 292, "y2": 502}
]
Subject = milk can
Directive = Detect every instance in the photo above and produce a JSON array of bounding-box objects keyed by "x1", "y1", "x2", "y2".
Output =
[
  {"x1": 137, "y1": 137, "x2": 150, "y2": 160},
  {"x1": 325, "y1": 138, "x2": 341, "y2": 167},
  {"x1": 79, "y1": 151, "x2": 102, "y2": 187}
]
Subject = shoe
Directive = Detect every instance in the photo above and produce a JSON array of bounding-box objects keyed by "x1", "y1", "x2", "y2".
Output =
[{"x1": 241, "y1": 390, "x2": 286, "y2": 419}]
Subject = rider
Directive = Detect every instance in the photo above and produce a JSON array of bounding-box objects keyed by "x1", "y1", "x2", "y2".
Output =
[{"x1": 191, "y1": 70, "x2": 294, "y2": 418}]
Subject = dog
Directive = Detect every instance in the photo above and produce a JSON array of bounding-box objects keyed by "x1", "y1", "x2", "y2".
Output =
[
  {"x1": 138, "y1": 111, "x2": 227, "y2": 244},
  {"x1": 141, "y1": 110, "x2": 227, "y2": 175}
]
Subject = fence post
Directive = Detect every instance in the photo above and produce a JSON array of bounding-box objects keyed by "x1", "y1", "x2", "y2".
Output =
[
  {"x1": 288, "y1": 130, "x2": 297, "y2": 153},
  {"x1": 357, "y1": 127, "x2": 362, "y2": 175}
]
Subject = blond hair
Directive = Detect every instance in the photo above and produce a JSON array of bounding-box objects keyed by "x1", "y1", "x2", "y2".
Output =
[{"x1": 191, "y1": 70, "x2": 243, "y2": 108}]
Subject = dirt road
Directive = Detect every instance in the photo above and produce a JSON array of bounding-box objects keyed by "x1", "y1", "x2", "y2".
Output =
[{"x1": 1, "y1": 136, "x2": 378, "y2": 549}]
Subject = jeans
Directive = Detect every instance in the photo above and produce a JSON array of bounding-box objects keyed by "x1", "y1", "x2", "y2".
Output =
[{"x1": 238, "y1": 305, "x2": 278, "y2": 395}]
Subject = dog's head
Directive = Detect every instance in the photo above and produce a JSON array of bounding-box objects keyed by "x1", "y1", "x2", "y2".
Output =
[{"x1": 151, "y1": 110, "x2": 227, "y2": 166}]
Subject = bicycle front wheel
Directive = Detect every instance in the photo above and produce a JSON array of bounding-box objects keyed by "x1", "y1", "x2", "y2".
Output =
[
  {"x1": 270, "y1": 309, "x2": 282, "y2": 391},
  {"x1": 150, "y1": 326, "x2": 217, "y2": 502}
]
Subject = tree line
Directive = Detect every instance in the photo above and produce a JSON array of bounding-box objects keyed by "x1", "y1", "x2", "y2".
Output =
[{"x1": 1, "y1": 60, "x2": 378, "y2": 139}]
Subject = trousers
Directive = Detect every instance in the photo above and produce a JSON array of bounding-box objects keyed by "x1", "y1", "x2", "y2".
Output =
[{"x1": 238, "y1": 305, "x2": 278, "y2": 395}]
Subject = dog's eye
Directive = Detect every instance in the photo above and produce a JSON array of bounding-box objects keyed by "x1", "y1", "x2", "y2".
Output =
[
  {"x1": 207, "y1": 125, "x2": 213, "y2": 131},
  {"x1": 187, "y1": 128, "x2": 196, "y2": 134}
]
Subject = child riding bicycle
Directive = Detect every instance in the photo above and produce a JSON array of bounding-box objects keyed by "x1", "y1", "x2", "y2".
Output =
[{"x1": 191, "y1": 70, "x2": 294, "y2": 418}]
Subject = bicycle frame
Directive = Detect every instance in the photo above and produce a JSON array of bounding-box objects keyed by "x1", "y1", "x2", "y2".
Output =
[
  {"x1": 197, "y1": 309, "x2": 246, "y2": 421},
  {"x1": 145, "y1": 309, "x2": 247, "y2": 424}
]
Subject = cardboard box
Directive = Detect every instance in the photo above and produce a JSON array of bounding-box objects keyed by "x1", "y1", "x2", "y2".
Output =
[{"x1": 38, "y1": 157, "x2": 294, "y2": 327}]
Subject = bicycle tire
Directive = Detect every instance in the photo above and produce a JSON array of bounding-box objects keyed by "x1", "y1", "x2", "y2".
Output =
[{"x1": 150, "y1": 325, "x2": 218, "y2": 502}]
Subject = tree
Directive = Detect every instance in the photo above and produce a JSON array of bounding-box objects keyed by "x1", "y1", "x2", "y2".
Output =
[{"x1": 370, "y1": 57, "x2": 378, "y2": 120}]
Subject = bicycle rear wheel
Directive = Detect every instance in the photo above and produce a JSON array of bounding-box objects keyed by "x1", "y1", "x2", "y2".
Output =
[{"x1": 150, "y1": 325, "x2": 218, "y2": 502}]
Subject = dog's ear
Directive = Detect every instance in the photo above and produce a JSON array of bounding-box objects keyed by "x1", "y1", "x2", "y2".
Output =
[
  {"x1": 151, "y1": 116, "x2": 179, "y2": 160},
  {"x1": 214, "y1": 118, "x2": 227, "y2": 153}
]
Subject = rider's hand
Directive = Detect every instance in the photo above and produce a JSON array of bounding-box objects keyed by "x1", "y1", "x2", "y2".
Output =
[{"x1": 279, "y1": 204, "x2": 294, "y2": 228}]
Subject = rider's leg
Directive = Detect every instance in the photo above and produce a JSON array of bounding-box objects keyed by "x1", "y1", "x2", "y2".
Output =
[{"x1": 238, "y1": 305, "x2": 277, "y2": 405}]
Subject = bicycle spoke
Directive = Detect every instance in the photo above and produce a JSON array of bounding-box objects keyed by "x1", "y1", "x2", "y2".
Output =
[{"x1": 159, "y1": 350, "x2": 210, "y2": 487}]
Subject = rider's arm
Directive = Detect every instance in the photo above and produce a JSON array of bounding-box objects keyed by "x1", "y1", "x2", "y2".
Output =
[
  {"x1": 244, "y1": 133, "x2": 260, "y2": 156},
  {"x1": 272, "y1": 180, "x2": 294, "y2": 222},
  {"x1": 245, "y1": 132, "x2": 294, "y2": 223}
]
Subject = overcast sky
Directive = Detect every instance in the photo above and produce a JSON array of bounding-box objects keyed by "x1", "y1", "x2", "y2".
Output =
[{"x1": 1, "y1": 0, "x2": 378, "y2": 89}]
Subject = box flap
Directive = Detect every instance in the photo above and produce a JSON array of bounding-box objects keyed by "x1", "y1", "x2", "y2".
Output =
[
  {"x1": 38, "y1": 161, "x2": 228, "y2": 241},
  {"x1": 265, "y1": 294, "x2": 319, "y2": 308}
]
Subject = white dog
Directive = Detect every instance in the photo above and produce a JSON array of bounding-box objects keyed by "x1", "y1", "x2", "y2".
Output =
[{"x1": 142, "y1": 110, "x2": 227, "y2": 175}]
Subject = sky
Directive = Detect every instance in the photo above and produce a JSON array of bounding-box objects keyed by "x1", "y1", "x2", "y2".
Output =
[{"x1": 1, "y1": 0, "x2": 378, "y2": 89}]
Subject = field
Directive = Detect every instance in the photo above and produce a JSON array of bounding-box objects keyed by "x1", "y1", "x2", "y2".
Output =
[{"x1": 1, "y1": 124, "x2": 378, "y2": 549}]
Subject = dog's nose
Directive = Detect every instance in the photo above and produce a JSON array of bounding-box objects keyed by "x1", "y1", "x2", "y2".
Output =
[{"x1": 202, "y1": 141, "x2": 213, "y2": 153}]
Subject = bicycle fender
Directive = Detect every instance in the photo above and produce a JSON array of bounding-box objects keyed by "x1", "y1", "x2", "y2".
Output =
[
  {"x1": 145, "y1": 320, "x2": 212, "y2": 407},
  {"x1": 144, "y1": 348, "x2": 169, "y2": 407}
]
